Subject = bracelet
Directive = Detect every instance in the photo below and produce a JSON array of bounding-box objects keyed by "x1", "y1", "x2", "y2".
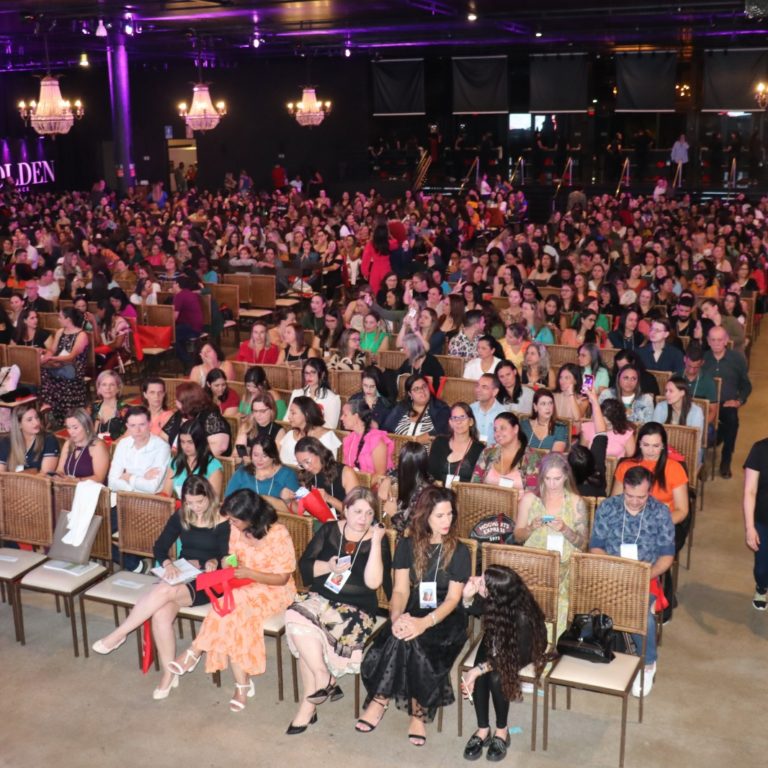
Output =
[{"x1": 429, "y1": 613, "x2": 437, "y2": 627}]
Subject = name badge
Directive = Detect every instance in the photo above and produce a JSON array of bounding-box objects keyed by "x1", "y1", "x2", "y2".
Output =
[
  {"x1": 14, "y1": 465, "x2": 24, "y2": 473},
  {"x1": 419, "y1": 580, "x2": 437, "y2": 609},
  {"x1": 445, "y1": 473, "x2": 457, "y2": 489},
  {"x1": 620, "y1": 543, "x2": 639, "y2": 561},
  {"x1": 546, "y1": 533, "x2": 565, "y2": 555},
  {"x1": 498, "y1": 477, "x2": 515, "y2": 489},
  {"x1": 324, "y1": 569, "x2": 351, "y2": 594}
]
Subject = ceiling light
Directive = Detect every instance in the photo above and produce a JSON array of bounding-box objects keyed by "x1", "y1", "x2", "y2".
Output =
[
  {"x1": 535, "y1": 31, "x2": 542, "y2": 38},
  {"x1": 95, "y1": 19, "x2": 107, "y2": 38},
  {"x1": 124, "y1": 14, "x2": 134, "y2": 36},
  {"x1": 252, "y1": 36, "x2": 260, "y2": 48},
  {"x1": 467, "y1": 12, "x2": 478, "y2": 22},
  {"x1": 287, "y1": 87, "x2": 331, "y2": 127},
  {"x1": 79, "y1": 52, "x2": 89, "y2": 67},
  {"x1": 345, "y1": 46, "x2": 351, "y2": 57}
]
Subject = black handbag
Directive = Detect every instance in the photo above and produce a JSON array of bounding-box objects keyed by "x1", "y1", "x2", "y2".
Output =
[
  {"x1": 556, "y1": 609, "x2": 616, "y2": 664},
  {"x1": 469, "y1": 513, "x2": 515, "y2": 545}
]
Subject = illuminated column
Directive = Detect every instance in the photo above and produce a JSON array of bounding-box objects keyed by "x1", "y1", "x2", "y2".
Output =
[{"x1": 106, "y1": 31, "x2": 133, "y2": 195}]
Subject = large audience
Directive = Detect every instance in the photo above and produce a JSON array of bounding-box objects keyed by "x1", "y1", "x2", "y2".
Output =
[{"x1": 1, "y1": 176, "x2": 762, "y2": 758}]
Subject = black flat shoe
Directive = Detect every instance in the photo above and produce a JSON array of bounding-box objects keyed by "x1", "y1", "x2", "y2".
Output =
[
  {"x1": 286, "y1": 713, "x2": 318, "y2": 735},
  {"x1": 306, "y1": 679, "x2": 343, "y2": 705},
  {"x1": 463, "y1": 733, "x2": 491, "y2": 761},
  {"x1": 486, "y1": 733, "x2": 511, "y2": 762}
]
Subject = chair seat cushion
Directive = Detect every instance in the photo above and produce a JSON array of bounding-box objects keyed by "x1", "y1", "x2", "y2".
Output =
[
  {"x1": 263, "y1": 611, "x2": 286, "y2": 634},
  {"x1": 22, "y1": 562, "x2": 107, "y2": 593},
  {"x1": 179, "y1": 603, "x2": 211, "y2": 620},
  {"x1": 0, "y1": 548, "x2": 47, "y2": 580},
  {"x1": 83, "y1": 571, "x2": 157, "y2": 605},
  {"x1": 547, "y1": 651, "x2": 641, "y2": 693}
]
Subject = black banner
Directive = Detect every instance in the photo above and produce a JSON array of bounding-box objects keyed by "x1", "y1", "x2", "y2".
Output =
[
  {"x1": 529, "y1": 55, "x2": 588, "y2": 113},
  {"x1": 616, "y1": 53, "x2": 676, "y2": 112},
  {"x1": 452, "y1": 56, "x2": 508, "y2": 114},
  {"x1": 372, "y1": 59, "x2": 425, "y2": 116},
  {"x1": 702, "y1": 49, "x2": 768, "y2": 111}
]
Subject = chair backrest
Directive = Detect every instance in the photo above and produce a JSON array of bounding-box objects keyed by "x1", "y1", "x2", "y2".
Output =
[
  {"x1": 52, "y1": 479, "x2": 112, "y2": 563},
  {"x1": 600, "y1": 347, "x2": 618, "y2": 369},
  {"x1": 222, "y1": 273, "x2": 252, "y2": 305},
  {"x1": 6, "y1": 345, "x2": 41, "y2": 388},
  {"x1": 664, "y1": 423, "x2": 701, "y2": 487},
  {"x1": 39, "y1": 312, "x2": 60, "y2": 331},
  {"x1": 547, "y1": 344, "x2": 579, "y2": 369},
  {"x1": 379, "y1": 349, "x2": 407, "y2": 370},
  {"x1": 441, "y1": 377, "x2": 477, "y2": 406},
  {"x1": 389, "y1": 433, "x2": 432, "y2": 467},
  {"x1": 199, "y1": 292, "x2": 212, "y2": 328},
  {"x1": 332, "y1": 369, "x2": 363, "y2": 399},
  {"x1": 691, "y1": 397, "x2": 712, "y2": 448},
  {"x1": 146, "y1": 304, "x2": 175, "y2": 344},
  {"x1": 0, "y1": 473, "x2": 53, "y2": 547},
  {"x1": 604, "y1": 456, "x2": 617, "y2": 497},
  {"x1": 481, "y1": 544, "x2": 561, "y2": 625},
  {"x1": 161, "y1": 377, "x2": 188, "y2": 408},
  {"x1": 460, "y1": 536, "x2": 478, "y2": 580},
  {"x1": 0, "y1": 343, "x2": 6, "y2": 367},
  {"x1": 218, "y1": 456, "x2": 237, "y2": 497},
  {"x1": 115, "y1": 492, "x2": 175, "y2": 560},
  {"x1": 434, "y1": 354, "x2": 464, "y2": 378},
  {"x1": 454, "y1": 482, "x2": 518, "y2": 539},
  {"x1": 250, "y1": 274, "x2": 278, "y2": 309},
  {"x1": 353, "y1": 469, "x2": 372, "y2": 488},
  {"x1": 276, "y1": 509, "x2": 314, "y2": 589},
  {"x1": 208, "y1": 283, "x2": 240, "y2": 320},
  {"x1": 647, "y1": 369, "x2": 672, "y2": 392},
  {"x1": 568, "y1": 551, "x2": 650, "y2": 636}
]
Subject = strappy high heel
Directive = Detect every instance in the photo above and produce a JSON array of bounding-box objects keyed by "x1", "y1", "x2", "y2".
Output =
[
  {"x1": 167, "y1": 648, "x2": 202, "y2": 676},
  {"x1": 355, "y1": 697, "x2": 389, "y2": 733},
  {"x1": 229, "y1": 679, "x2": 255, "y2": 712}
]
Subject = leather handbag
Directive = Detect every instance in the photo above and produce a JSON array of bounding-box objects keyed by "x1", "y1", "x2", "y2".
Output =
[
  {"x1": 556, "y1": 609, "x2": 616, "y2": 664},
  {"x1": 195, "y1": 567, "x2": 252, "y2": 617}
]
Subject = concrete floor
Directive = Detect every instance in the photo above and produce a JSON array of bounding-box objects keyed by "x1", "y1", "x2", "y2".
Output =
[{"x1": 3, "y1": 341, "x2": 768, "y2": 768}]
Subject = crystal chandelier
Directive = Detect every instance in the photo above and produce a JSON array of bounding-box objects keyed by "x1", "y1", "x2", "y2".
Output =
[
  {"x1": 287, "y1": 87, "x2": 331, "y2": 127},
  {"x1": 756, "y1": 82, "x2": 768, "y2": 110},
  {"x1": 178, "y1": 83, "x2": 226, "y2": 132}
]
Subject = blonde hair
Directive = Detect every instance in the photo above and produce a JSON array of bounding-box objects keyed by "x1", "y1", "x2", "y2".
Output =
[
  {"x1": 64, "y1": 408, "x2": 97, "y2": 449},
  {"x1": 179, "y1": 476, "x2": 221, "y2": 530},
  {"x1": 96, "y1": 369, "x2": 123, "y2": 397},
  {"x1": 8, "y1": 405, "x2": 43, "y2": 471},
  {"x1": 536, "y1": 452, "x2": 576, "y2": 498}
]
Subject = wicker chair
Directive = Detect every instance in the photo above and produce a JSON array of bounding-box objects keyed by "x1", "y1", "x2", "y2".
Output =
[
  {"x1": 546, "y1": 345, "x2": 579, "y2": 369},
  {"x1": 0, "y1": 474, "x2": 55, "y2": 644},
  {"x1": 646, "y1": 369, "x2": 672, "y2": 393},
  {"x1": 269, "y1": 510, "x2": 314, "y2": 701},
  {"x1": 543, "y1": 552, "x2": 651, "y2": 768},
  {"x1": 79, "y1": 492, "x2": 175, "y2": 659},
  {"x1": 457, "y1": 545, "x2": 560, "y2": 749},
  {"x1": 664, "y1": 423, "x2": 701, "y2": 491},
  {"x1": 334, "y1": 369, "x2": 364, "y2": 399},
  {"x1": 390, "y1": 433, "x2": 433, "y2": 467},
  {"x1": 441, "y1": 377, "x2": 478, "y2": 406},
  {"x1": 378, "y1": 350, "x2": 407, "y2": 370},
  {"x1": 434, "y1": 354, "x2": 465, "y2": 378},
  {"x1": 18, "y1": 480, "x2": 112, "y2": 656},
  {"x1": 218, "y1": 456, "x2": 238, "y2": 498},
  {"x1": 6, "y1": 344, "x2": 42, "y2": 388},
  {"x1": 454, "y1": 482, "x2": 518, "y2": 540}
]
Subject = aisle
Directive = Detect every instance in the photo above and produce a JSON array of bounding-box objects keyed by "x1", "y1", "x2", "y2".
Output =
[{"x1": 2, "y1": 336, "x2": 768, "y2": 768}]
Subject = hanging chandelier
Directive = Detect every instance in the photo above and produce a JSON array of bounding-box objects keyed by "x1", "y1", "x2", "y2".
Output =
[
  {"x1": 179, "y1": 83, "x2": 226, "y2": 132},
  {"x1": 18, "y1": 34, "x2": 84, "y2": 136},
  {"x1": 287, "y1": 87, "x2": 331, "y2": 127}
]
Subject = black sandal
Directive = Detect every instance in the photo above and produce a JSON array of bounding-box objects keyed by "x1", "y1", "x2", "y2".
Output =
[
  {"x1": 306, "y1": 677, "x2": 343, "y2": 705},
  {"x1": 355, "y1": 698, "x2": 389, "y2": 733}
]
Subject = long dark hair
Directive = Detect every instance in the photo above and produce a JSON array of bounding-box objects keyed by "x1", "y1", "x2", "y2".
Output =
[
  {"x1": 245, "y1": 433, "x2": 281, "y2": 476},
  {"x1": 494, "y1": 412, "x2": 528, "y2": 470},
  {"x1": 600, "y1": 398, "x2": 632, "y2": 436},
  {"x1": 409, "y1": 485, "x2": 458, "y2": 581},
  {"x1": 302, "y1": 357, "x2": 332, "y2": 399},
  {"x1": 482, "y1": 565, "x2": 548, "y2": 701},
  {"x1": 665, "y1": 376, "x2": 692, "y2": 425},
  {"x1": 205, "y1": 368, "x2": 231, "y2": 407},
  {"x1": 295, "y1": 435, "x2": 340, "y2": 484},
  {"x1": 495, "y1": 360, "x2": 523, "y2": 405},
  {"x1": 372, "y1": 222, "x2": 391, "y2": 255},
  {"x1": 221, "y1": 489, "x2": 276, "y2": 540},
  {"x1": 396, "y1": 441, "x2": 433, "y2": 508},
  {"x1": 531, "y1": 388, "x2": 557, "y2": 436},
  {"x1": 172, "y1": 418, "x2": 214, "y2": 479},
  {"x1": 290, "y1": 395, "x2": 325, "y2": 435},
  {"x1": 622, "y1": 421, "x2": 669, "y2": 491}
]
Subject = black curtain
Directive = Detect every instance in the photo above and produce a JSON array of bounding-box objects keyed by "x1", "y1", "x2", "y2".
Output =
[
  {"x1": 452, "y1": 56, "x2": 508, "y2": 114},
  {"x1": 616, "y1": 53, "x2": 676, "y2": 112},
  {"x1": 702, "y1": 49, "x2": 768, "y2": 111},
  {"x1": 372, "y1": 59, "x2": 425, "y2": 115},
  {"x1": 529, "y1": 55, "x2": 588, "y2": 113}
]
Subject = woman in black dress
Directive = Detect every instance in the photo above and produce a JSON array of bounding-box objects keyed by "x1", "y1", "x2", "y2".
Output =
[
  {"x1": 91, "y1": 476, "x2": 228, "y2": 700},
  {"x1": 285, "y1": 488, "x2": 392, "y2": 734},
  {"x1": 357, "y1": 485, "x2": 471, "y2": 746}
]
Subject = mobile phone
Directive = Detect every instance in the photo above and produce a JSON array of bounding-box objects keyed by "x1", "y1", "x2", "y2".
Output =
[
  {"x1": 337, "y1": 555, "x2": 352, "y2": 568},
  {"x1": 236, "y1": 444, "x2": 248, "y2": 458},
  {"x1": 542, "y1": 515, "x2": 555, "y2": 523},
  {"x1": 581, "y1": 374, "x2": 594, "y2": 394}
]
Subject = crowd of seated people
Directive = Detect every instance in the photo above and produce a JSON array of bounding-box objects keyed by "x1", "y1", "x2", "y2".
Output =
[{"x1": 0, "y1": 175, "x2": 762, "y2": 755}]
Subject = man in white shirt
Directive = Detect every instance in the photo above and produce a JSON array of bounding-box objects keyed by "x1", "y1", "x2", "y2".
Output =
[
  {"x1": 37, "y1": 268, "x2": 61, "y2": 303},
  {"x1": 108, "y1": 406, "x2": 171, "y2": 570},
  {"x1": 470, "y1": 373, "x2": 510, "y2": 446}
]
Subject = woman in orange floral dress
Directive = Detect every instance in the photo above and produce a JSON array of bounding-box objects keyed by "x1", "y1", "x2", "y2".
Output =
[{"x1": 169, "y1": 489, "x2": 297, "y2": 712}]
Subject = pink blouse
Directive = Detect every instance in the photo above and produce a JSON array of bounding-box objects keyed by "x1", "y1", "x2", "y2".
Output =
[
  {"x1": 581, "y1": 422, "x2": 634, "y2": 458},
  {"x1": 342, "y1": 429, "x2": 395, "y2": 474}
]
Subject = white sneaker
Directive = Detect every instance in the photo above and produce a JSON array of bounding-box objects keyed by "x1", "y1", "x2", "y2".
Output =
[
  {"x1": 631, "y1": 663, "x2": 656, "y2": 698},
  {"x1": 753, "y1": 590, "x2": 767, "y2": 611}
]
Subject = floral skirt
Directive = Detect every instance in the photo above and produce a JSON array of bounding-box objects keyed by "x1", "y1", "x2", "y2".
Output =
[{"x1": 285, "y1": 592, "x2": 376, "y2": 678}]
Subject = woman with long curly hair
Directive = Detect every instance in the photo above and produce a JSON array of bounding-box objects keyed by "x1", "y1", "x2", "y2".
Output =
[
  {"x1": 357, "y1": 486, "x2": 471, "y2": 746},
  {"x1": 460, "y1": 565, "x2": 548, "y2": 761}
]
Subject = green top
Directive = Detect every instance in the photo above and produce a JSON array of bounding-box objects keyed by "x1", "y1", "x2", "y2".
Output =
[{"x1": 360, "y1": 330, "x2": 387, "y2": 353}]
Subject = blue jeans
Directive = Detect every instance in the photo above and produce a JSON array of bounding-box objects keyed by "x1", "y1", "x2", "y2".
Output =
[
  {"x1": 630, "y1": 596, "x2": 657, "y2": 666},
  {"x1": 110, "y1": 506, "x2": 142, "y2": 572},
  {"x1": 754, "y1": 521, "x2": 768, "y2": 592}
]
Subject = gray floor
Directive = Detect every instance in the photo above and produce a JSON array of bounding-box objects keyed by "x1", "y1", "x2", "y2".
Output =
[{"x1": 3, "y1": 342, "x2": 768, "y2": 768}]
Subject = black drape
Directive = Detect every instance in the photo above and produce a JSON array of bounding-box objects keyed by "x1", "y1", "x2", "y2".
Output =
[
  {"x1": 616, "y1": 53, "x2": 676, "y2": 112},
  {"x1": 702, "y1": 49, "x2": 768, "y2": 111},
  {"x1": 529, "y1": 55, "x2": 588, "y2": 113},
  {"x1": 452, "y1": 56, "x2": 508, "y2": 114},
  {"x1": 372, "y1": 59, "x2": 425, "y2": 115}
]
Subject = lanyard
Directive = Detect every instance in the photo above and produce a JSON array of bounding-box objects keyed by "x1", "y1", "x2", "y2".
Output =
[
  {"x1": 253, "y1": 472, "x2": 275, "y2": 497},
  {"x1": 427, "y1": 542, "x2": 443, "y2": 580},
  {"x1": 620, "y1": 502, "x2": 646, "y2": 547},
  {"x1": 336, "y1": 523, "x2": 367, "y2": 570}
]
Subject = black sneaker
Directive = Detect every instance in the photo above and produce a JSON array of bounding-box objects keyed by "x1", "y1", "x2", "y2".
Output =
[
  {"x1": 753, "y1": 589, "x2": 767, "y2": 611},
  {"x1": 463, "y1": 733, "x2": 490, "y2": 761}
]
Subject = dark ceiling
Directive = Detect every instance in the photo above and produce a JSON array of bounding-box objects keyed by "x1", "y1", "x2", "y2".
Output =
[{"x1": 0, "y1": 1, "x2": 765, "y2": 70}]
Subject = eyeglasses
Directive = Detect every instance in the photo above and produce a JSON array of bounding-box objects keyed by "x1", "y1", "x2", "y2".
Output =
[
  {"x1": 251, "y1": 408, "x2": 271, "y2": 415},
  {"x1": 450, "y1": 415, "x2": 469, "y2": 422},
  {"x1": 410, "y1": 385, "x2": 429, "y2": 393}
]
